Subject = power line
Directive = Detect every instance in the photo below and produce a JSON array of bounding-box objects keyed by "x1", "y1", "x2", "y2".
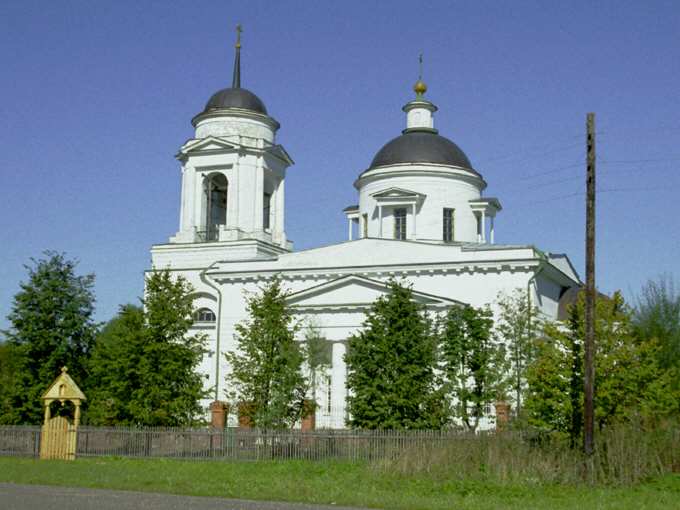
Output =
[
  {"x1": 479, "y1": 141, "x2": 583, "y2": 165},
  {"x1": 597, "y1": 186, "x2": 670, "y2": 193},
  {"x1": 513, "y1": 162, "x2": 583, "y2": 181},
  {"x1": 520, "y1": 185, "x2": 674, "y2": 206},
  {"x1": 504, "y1": 173, "x2": 583, "y2": 191},
  {"x1": 521, "y1": 191, "x2": 584, "y2": 206},
  {"x1": 600, "y1": 156, "x2": 680, "y2": 164}
]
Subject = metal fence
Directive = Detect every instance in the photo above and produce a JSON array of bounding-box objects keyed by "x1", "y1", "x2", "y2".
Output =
[{"x1": 0, "y1": 425, "x2": 468, "y2": 462}]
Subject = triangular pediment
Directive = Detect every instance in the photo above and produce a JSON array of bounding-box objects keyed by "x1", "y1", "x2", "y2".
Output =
[
  {"x1": 265, "y1": 144, "x2": 295, "y2": 165},
  {"x1": 42, "y1": 367, "x2": 86, "y2": 403},
  {"x1": 370, "y1": 187, "x2": 425, "y2": 199},
  {"x1": 178, "y1": 136, "x2": 239, "y2": 156},
  {"x1": 286, "y1": 274, "x2": 463, "y2": 311}
]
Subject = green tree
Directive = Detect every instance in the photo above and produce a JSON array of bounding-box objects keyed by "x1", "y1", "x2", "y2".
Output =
[
  {"x1": 495, "y1": 289, "x2": 540, "y2": 417},
  {"x1": 303, "y1": 321, "x2": 331, "y2": 410},
  {"x1": 0, "y1": 342, "x2": 21, "y2": 422},
  {"x1": 440, "y1": 305, "x2": 503, "y2": 432},
  {"x1": 88, "y1": 270, "x2": 208, "y2": 426},
  {"x1": 226, "y1": 276, "x2": 307, "y2": 429},
  {"x1": 525, "y1": 291, "x2": 678, "y2": 445},
  {"x1": 1, "y1": 252, "x2": 97, "y2": 424},
  {"x1": 634, "y1": 274, "x2": 680, "y2": 371},
  {"x1": 86, "y1": 305, "x2": 145, "y2": 425},
  {"x1": 346, "y1": 280, "x2": 445, "y2": 429},
  {"x1": 524, "y1": 309, "x2": 582, "y2": 446}
]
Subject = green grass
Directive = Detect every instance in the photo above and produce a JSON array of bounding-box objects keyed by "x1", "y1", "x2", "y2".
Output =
[{"x1": 1, "y1": 457, "x2": 679, "y2": 509}]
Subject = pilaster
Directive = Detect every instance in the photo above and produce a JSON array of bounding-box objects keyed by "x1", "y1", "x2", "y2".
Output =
[
  {"x1": 276, "y1": 178, "x2": 285, "y2": 245},
  {"x1": 254, "y1": 155, "x2": 264, "y2": 232}
]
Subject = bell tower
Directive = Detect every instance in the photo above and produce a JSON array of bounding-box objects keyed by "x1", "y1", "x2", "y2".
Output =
[{"x1": 169, "y1": 26, "x2": 293, "y2": 254}]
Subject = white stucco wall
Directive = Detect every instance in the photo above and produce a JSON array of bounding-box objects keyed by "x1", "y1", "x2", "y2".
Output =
[{"x1": 356, "y1": 165, "x2": 485, "y2": 243}]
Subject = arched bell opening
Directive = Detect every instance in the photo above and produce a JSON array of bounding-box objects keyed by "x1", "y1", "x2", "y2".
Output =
[
  {"x1": 203, "y1": 173, "x2": 228, "y2": 241},
  {"x1": 48, "y1": 400, "x2": 76, "y2": 421}
]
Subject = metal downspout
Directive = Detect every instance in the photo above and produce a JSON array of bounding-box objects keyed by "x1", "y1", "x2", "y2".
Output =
[
  {"x1": 200, "y1": 262, "x2": 223, "y2": 402},
  {"x1": 527, "y1": 248, "x2": 548, "y2": 315}
]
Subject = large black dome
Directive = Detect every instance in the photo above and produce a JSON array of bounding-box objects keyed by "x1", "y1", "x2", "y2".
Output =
[
  {"x1": 370, "y1": 130, "x2": 472, "y2": 170},
  {"x1": 203, "y1": 87, "x2": 268, "y2": 115}
]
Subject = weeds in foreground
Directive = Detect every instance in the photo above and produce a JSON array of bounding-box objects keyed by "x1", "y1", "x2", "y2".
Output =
[{"x1": 375, "y1": 423, "x2": 680, "y2": 485}]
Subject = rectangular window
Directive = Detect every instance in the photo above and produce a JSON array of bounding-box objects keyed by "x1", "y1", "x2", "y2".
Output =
[
  {"x1": 394, "y1": 208, "x2": 407, "y2": 240},
  {"x1": 362, "y1": 214, "x2": 368, "y2": 238},
  {"x1": 443, "y1": 208, "x2": 455, "y2": 242},
  {"x1": 263, "y1": 192, "x2": 272, "y2": 230}
]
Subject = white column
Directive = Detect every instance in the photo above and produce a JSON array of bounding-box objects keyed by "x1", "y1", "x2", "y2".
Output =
[
  {"x1": 178, "y1": 166, "x2": 187, "y2": 231},
  {"x1": 412, "y1": 202, "x2": 417, "y2": 240},
  {"x1": 194, "y1": 170, "x2": 204, "y2": 232},
  {"x1": 183, "y1": 165, "x2": 196, "y2": 232},
  {"x1": 348, "y1": 218, "x2": 353, "y2": 240},
  {"x1": 254, "y1": 157, "x2": 264, "y2": 231},
  {"x1": 226, "y1": 162, "x2": 237, "y2": 230},
  {"x1": 490, "y1": 215, "x2": 495, "y2": 244},
  {"x1": 235, "y1": 159, "x2": 242, "y2": 231},
  {"x1": 270, "y1": 183, "x2": 278, "y2": 237},
  {"x1": 276, "y1": 178, "x2": 285, "y2": 244},
  {"x1": 378, "y1": 206, "x2": 383, "y2": 238},
  {"x1": 331, "y1": 342, "x2": 347, "y2": 428},
  {"x1": 481, "y1": 210, "x2": 486, "y2": 243}
]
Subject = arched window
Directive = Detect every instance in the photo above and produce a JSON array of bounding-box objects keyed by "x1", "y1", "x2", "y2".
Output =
[
  {"x1": 204, "y1": 173, "x2": 228, "y2": 241},
  {"x1": 194, "y1": 308, "x2": 216, "y2": 323}
]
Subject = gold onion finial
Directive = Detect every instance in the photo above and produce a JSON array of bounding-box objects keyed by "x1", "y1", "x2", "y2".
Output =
[{"x1": 413, "y1": 53, "x2": 427, "y2": 97}]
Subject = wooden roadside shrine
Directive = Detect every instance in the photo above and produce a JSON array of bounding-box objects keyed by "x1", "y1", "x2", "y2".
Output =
[{"x1": 40, "y1": 367, "x2": 86, "y2": 460}]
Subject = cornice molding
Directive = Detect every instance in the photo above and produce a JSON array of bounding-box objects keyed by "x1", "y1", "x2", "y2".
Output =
[
  {"x1": 354, "y1": 163, "x2": 487, "y2": 191},
  {"x1": 209, "y1": 258, "x2": 543, "y2": 284}
]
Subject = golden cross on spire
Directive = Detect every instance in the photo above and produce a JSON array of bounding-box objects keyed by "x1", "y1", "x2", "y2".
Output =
[
  {"x1": 418, "y1": 53, "x2": 423, "y2": 80},
  {"x1": 235, "y1": 24, "x2": 242, "y2": 48}
]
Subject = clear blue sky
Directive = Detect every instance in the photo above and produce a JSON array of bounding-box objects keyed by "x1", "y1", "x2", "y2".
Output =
[{"x1": 1, "y1": 0, "x2": 679, "y2": 329}]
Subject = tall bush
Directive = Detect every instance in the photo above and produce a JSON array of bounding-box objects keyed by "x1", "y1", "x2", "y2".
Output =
[
  {"x1": 525, "y1": 291, "x2": 679, "y2": 445},
  {"x1": 226, "y1": 276, "x2": 307, "y2": 429},
  {"x1": 634, "y1": 274, "x2": 680, "y2": 372},
  {"x1": 440, "y1": 304, "x2": 504, "y2": 431},
  {"x1": 346, "y1": 280, "x2": 445, "y2": 429}
]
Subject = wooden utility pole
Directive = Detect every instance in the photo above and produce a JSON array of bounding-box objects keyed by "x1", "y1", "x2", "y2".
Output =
[{"x1": 584, "y1": 112, "x2": 596, "y2": 456}]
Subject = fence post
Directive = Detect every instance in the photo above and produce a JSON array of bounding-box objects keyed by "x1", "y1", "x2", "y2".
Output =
[
  {"x1": 33, "y1": 429, "x2": 40, "y2": 458},
  {"x1": 494, "y1": 401, "x2": 511, "y2": 431}
]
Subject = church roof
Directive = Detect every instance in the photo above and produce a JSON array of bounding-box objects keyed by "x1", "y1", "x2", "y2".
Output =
[
  {"x1": 369, "y1": 130, "x2": 472, "y2": 170},
  {"x1": 203, "y1": 87, "x2": 268, "y2": 115}
]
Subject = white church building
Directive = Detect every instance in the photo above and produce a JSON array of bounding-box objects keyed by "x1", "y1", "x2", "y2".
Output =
[{"x1": 150, "y1": 35, "x2": 581, "y2": 428}]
